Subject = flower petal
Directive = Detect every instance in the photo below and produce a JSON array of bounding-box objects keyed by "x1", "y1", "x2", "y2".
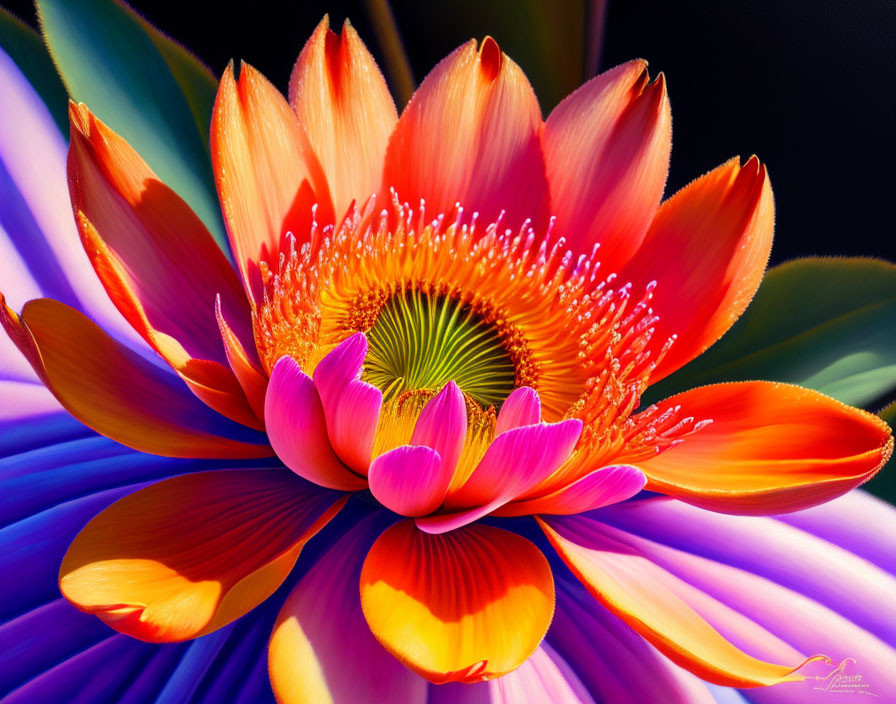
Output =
[
  {"x1": 634, "y1": 381, "x2": 893, "y2": 514},
  {"x1": 369, "y1": 445, "x2": 451, "y2": 516},
  {"x1": 269, "y1": 512, "x2": 426, "y2": 704},
  {"x1": 360, "y1": 520, "x2": 554, "y2": 683},
  {"x1": 289, "y1": 16, "x2": 398, "y2": 219},
  {"x1": 494, "y1": 464, "x2": 646, "y2": 517},
  {"x1": 621, "y1": 157, "x2": 774, "y2": 383},
  {"x1": 410, "y1": 380, "x2": 467, "y2": 476},
  {"x1": 1, "y1": 296, "x2": 270, "y2": 458},
  {"x1": 382, "y1": 38, "x2": 549, "y2": 232},
  {"x1": 211, "y1": 61, "x2": 333, "y2": 301},
  {"x1": 0, "y1": 46, "x2": 141, "y2": 348},
  {"x1": 495, "y1": 386, "x2": 541, "y2": 435},
  {"x1": 265, "y1": 356, "x2": 367, "y2": 491},
  {"x1": 59, "y1": 469, "x2": 345, "y2": 642},
  {"x1": 215, "y1": 294, "x2": 268, "y2": 420},
  {"x1": 543, "y1": 60, "x2": 671, "y2": 268},
  {"x1": 539, "y1": 514, "x2": 810, "y2": 688},
  {"x1": 417, "y1": 419, "x2": 582, "y2": 533},
  {"x1": 312, "y1": 333, "x2": 382, "y2": 474},
  {"x1": 68, "y1": 103, "x2": 261, "y2": 429}
]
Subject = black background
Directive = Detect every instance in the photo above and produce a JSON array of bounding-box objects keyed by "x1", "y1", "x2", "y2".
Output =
[{"x1": 7, "y1": 0, "x2": 895, "y2": 264}]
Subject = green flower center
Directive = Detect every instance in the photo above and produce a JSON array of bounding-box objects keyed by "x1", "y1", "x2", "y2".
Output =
[{"x1": 362, "y1": 288, "x2": 518, "y2": 409}]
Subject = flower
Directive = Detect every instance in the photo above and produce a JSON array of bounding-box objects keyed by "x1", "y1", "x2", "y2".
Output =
[{"x1": 2, "y1": 10, "x2": 895, "y2": 704}]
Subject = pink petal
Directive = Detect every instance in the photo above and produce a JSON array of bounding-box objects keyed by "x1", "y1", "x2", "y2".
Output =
[
  {"x1": 312, "y1": 333, "x2": 382, "y2": 474},
  {"x1": 410, "y1": 381, "x2": 467, "y2": 476},
  {"x1": 369, "y1": 445, "x2": 451, "y2": 517},
  {"x1": 495, "y1": 464, "x2": 646, "y2": 517},
  {"x1": 265, "y1": 356, "x2": 367, "y2": 491},
  {"x1": 495, "y1": 386, "x2": 541, "y2": 435},
  {"x1": 417, "y1": 419, "x2": 582, "y2": 533}
]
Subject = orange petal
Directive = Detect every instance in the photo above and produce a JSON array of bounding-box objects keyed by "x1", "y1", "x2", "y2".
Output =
[
  {"x1": 215, "y1": 294, "x2": 268, "y2": 422},
  {"x1": 289, "y1": 16, "x2": 398, "y2": 220},
  {"x1": 621, "y1": 157, "x2": 774, "y2": 383},
  {"x1": 540, "y1": 514, "x2": 812, "y2": 687},
  {"x1": 543, "y1": 60, "x2": 671, "y2": 271},
  {"x1": 68, "y1": 104, "x2": 261, "y2": 429},
  {"x1": 382, "y1": 38, "x2": 549, "y2": 233},
  {"x1": 632, "y1": 381, "x2": 893, "y2": 514},
  {"x1": 60, "y1": 469, "x2": 345, "y2": 642},
  {"x1": 211, "y1": 61, "x2": 334, "y2": 302},
  {"x1": 0, "y1": 296, "x2": 271, "y2": 458},
  {"x1": 360, "y1": 520, "x2": 554, "y2": 683}
]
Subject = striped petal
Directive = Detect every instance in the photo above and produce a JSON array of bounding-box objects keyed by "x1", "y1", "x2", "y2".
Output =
[
  {"x1": 211, "y1": 61, "x2": 333, "y2": 302},
  {"x1": 1, "y1": 297, "x2": 270, "y2": 458},
  {"x1": 59, "y1": 469, "x2": 345, "y2": 642},
  {"x1": 540, "y1": 514, "x2": 811, "y2": 688},
  {"x1": 360, "y1": 520, "x2": 554, "y2": 683},
  {"x1": 635, "y1": 382, "x2": 893, "y2": 514},
  {"x1": 543, "y1": 60, "x2": 671, "y2": 269},
  {"x1": 620, "y1": 157, "x2": 774, "y2": 383},
  {"x1": 68, "y1": 103, "x2": 260, "y2": 429},
  {"x1": 265, "y1": 356, "x2": 367, "y2": 491},
  {"x1": 289, "y1": 16, "x2": 397, "y2": 219},
  {"x1": 269, "y1": 512, "x2": 426, "y2": 704},
  {"x1": 382, "y1": 38, "x2": 549, "y2": 232}
]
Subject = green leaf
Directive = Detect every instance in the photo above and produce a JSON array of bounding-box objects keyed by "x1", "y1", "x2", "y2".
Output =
[
  {"x1": 863, "y1": 402, "x2": 896, "y2": 504},
  {"x1": 37, "y1": 0, "x2": 228, "y2": 253},
  {"x1": 0, "y1": 8, "x2": 69, "y2": 133},
  {"x1": 645, "y1": 257, "x2": 896, "y2": 407}
]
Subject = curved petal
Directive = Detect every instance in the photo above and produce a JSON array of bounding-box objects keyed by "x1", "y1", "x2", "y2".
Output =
[
  {"x1": 0, "y1": 46, "x2": 141, "y2": 348},
  {"x1": 410, "y1": 380, "x2": 467, "y2": 477},
  {"x1": 418, "y1": 418, "x2": 582, "y2": 533},
  {"x1": 312, "y1": 333, "x2": 382, "y2": 474},
  {"x1": 215, "y1": 294, "x2": 268, "y2": 421},
  {"x1": 635, "y1": 382, "x2": 893, "y2": 514},
  {"x1": 360, "y1": 520, "x2": 554, "y2": 683},
  {"x1": 269, "y1": 512, "x2": 426, "y2": 704},
  {"x1": 428, "y1": 643, "x2": 598, "y2": 704},
  {"x1": 1, "y1": 296, "x2": 271, "y2": 458},
  {"x1": 540, "y1": 514, "x2": 810, "y2": 688},
  {"x1": 494, "y1": 464, "x2": 645, "y2": 517},
  {"x1": 495, "y1": 386, "x2": 541, "y2": 435},
  {"x1": 369, "y1": 445, "x2": 451, "y2": 516},
  {"x1": 382, "y1": 38, "x2": 549, "y2": 233},
  {"x1": 68, "y1": 103, "x2": 260, "y2": 429},
  {"x1": 265, "y1": 356, "x2": 367, "y2": 491},
  {"x1": 289, "y1": 16, "x2": 398, "y2": 219},
  {"x1": 59, "y1": 469, "x2": 345, "y2": 642},
  {"x1": 543, "y1": 60, "x2": 671, "y2": 268},
  {"x1": 211, "y1": 61, "x2": 333, "y2": 302},
  {"x1": 620, "y1": 157, "x2": 774, "y2": 383}
]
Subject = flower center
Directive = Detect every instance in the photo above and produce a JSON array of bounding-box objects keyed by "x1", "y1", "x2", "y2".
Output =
[{"x1": 352, "y1": 286, "x2": 521, "y2": 408}]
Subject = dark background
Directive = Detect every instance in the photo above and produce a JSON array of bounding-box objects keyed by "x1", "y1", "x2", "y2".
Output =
[{"x1": 7, "y1": 0, "x2": 895, "y2": 264}]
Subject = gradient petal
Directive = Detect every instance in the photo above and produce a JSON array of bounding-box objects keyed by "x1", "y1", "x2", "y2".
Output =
[
  {"x1": 620, "y1": 157, "x2": 774, "y2": 382},
  {"x1": 269, "y1": 512, "x2": 426, "y2": 704},
  {"x1": 59, "y1": 469, "x2": 345, "y2": 642},
  {"x1": 494, "y1": 464, "x2": 646, "y2": 517},
  {"x1": 540, "y1": 514, "x2": 810, "y2": 688},
  {"x1": 265, "y1": 356, "x2": 367, "y2": 490},
  {"x1": 1, "y1": 297, "x2": 270, "y2": 458},
  {"x1": 410, "y1": 380, "x2": 467, "y2": 476},
  {"x1": 360, "y1": 520, "x2": 554, "y2": 683},
  {"x1": 382, "y1": 38, "x2": 549, "y2": 232},
  {"x1": 211, "y1": 61, "x2": 333, "y2": 301},
  {"x1": 68, "y1": 103, "x2": 260, "y2": 428},
  {"x1": 634, "y1": 382, "x2": 893, "y2": 514},
  {"x1": 543, "y1": 60, "x2": 671, "y2": 269},
  {"x1": 215, "y1": 294, "x2": 268, "y2": 421},
  {"x1": 312, "y1": 333, "x2": 382, "y2": 474},
  {"x1": 418, "y1": 418, "x2": 582, "y2": 533},
  {"x1": 495, "y1": 386, "x2": 541, "y2": 435},
  {"x1": 289, "y1": 16, "x2": 397, "y2": 219}
]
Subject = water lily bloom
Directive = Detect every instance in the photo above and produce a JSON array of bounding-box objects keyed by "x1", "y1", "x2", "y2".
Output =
[{"x1": 2, "y1": 10, "x2": 896, "y2": 704}]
